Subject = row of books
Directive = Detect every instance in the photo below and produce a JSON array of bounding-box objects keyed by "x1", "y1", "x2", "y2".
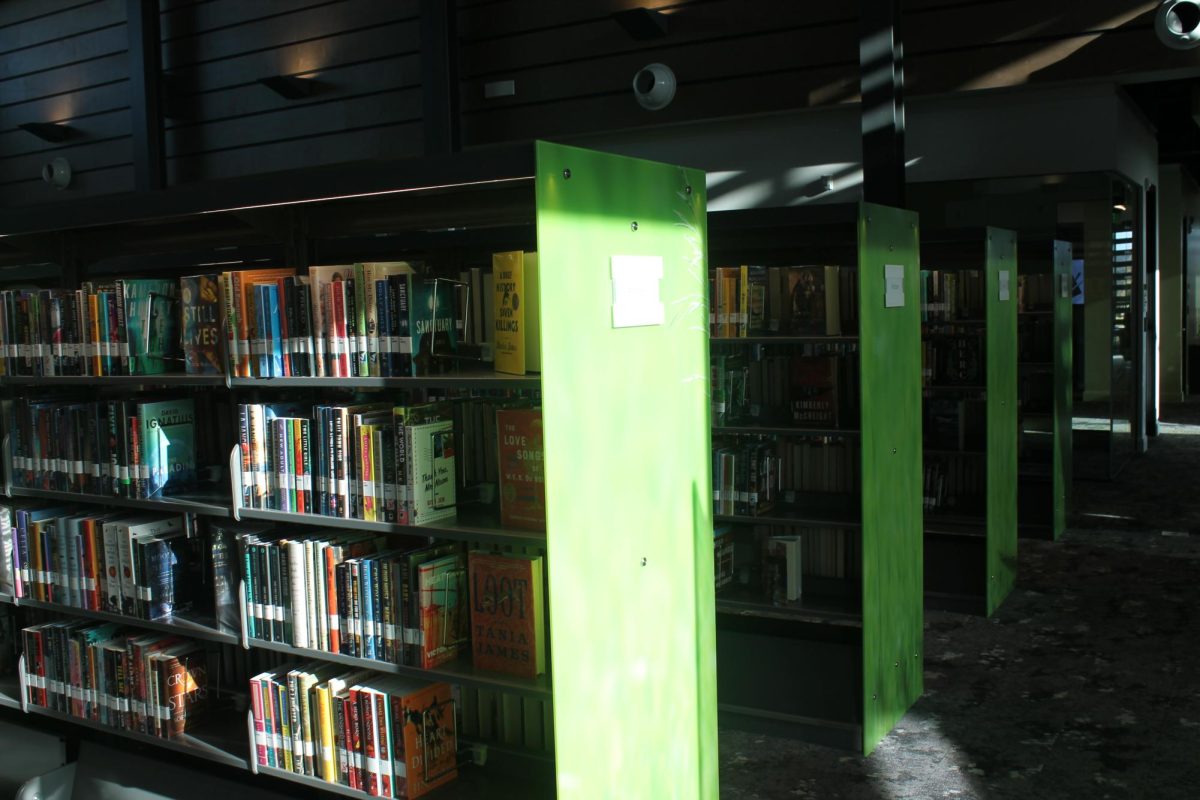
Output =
[
  {"x1": 712, "y1": 436, "x2": 859, "y2": 517},
  {"x1": 1016, "y1": 272, "x2": 1059, "y2": 312},
  {"x1": 711, "y1": 348, "x2": 859, "y2": 428},
  {"x1": 237, "y1": 526, "x2": 546, "y2": 679},
  {"x1": 709, "y1": 265, "x2": 859, "y2": 338},
  {"x1": 250, "y1": 664, "x2": 456, "y2": 799},
  {"x1": 237, "y1": 401, "x2": 456, "y2": 526},
  {"x1": 9, "y1": 397, "x2": 197, "y2": 499},
  {"x1": 718, "y1": 524, "x2": 857, "y2": 592},
  {"x1": 922, "y1": 328, "x2": 984, "y2": 387},
  {"x1": 0, "y1": 280, "x2": 182, "y2": 377},
  {"x1": 22, "y1": 620, "x2": 208, "y2": 738},
  {"x1": 0, "y1": 506, "x2": 198, "y2": 621},
  {"x1": 920, "y1": 269, "x2": 986, "y2": 322},
  {"x1": 923, "y1": 455, "x2": 984, "y2": 514}
]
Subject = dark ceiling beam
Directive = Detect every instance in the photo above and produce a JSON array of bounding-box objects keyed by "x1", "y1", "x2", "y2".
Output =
[
  {"x1": 860, "y1": 0, "x2": 906, "y2": 208},
  {"x1": 421, "y1": 0, "x2": 461, "y2": 156},
  {"x1": 127, "y1": 0, "x2": 165, "y2": 192}
]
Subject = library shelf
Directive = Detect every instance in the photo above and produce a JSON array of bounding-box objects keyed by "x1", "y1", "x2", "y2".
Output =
[
  {"x1": 227, "y1": 373, "x2": 539, "y2": 391},
  {"x1": 1016, "y1": 240, "x2": 1073, "y2": 542},
  {"x1": 1, "y1": 374, "x2": 228, "y2": 388},
  {"x1": 715, "y1": 586, "x2": 861, "y2": 629},
  {"x1": 6, "y1": 597, "x2": 238, "y2": 645},
  {"x1": 252, "y1": 758, "x2": 554, "y2": 800},
  {"x1": 708, "y1": 202, "x2": 923, "y2": 755},
  {"x1": 713, "y1": 425, "x2": 860, "y2": 438},
  {"x1": 234, "y1": 506, "x2": 545, "y2": 547},
  {"x1": 715, "y1": 509, "x2": 861, "y2": 530},
  {"x1": 920, "y1": 228, "x2": 1018, "y2": 618},
  {"x1": 23, "y1": 702, "x2": 250, "y2": 771},
  {"x1": 245, "y1": 638, "x2": 551, "y2": 700},
  {"x1": 710, "y1": 335, "x2": 860, "y2": 345},
  {"x1": 5, "y1": 487, "x2": 233, "y2": 517},
  {"x1": 0, "y1": 674, "x2": 19, "y2": 710}
]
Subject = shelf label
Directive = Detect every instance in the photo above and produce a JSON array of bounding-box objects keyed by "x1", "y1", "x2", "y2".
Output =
[
  {"x1": 1060, "y1": 274, "x2": 1070, "y2": 299},
  {"x1": 999, "y1": 270, "x2": 1011, "y2": 302},
  {"x1": 884, "y1": 264, "x2": 905, "y2": 308},
  {"x1": 611, "y1": 255, "x2": 664, "y2": 328}
]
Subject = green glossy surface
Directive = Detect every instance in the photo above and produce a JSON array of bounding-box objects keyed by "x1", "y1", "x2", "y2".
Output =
[
  {"x1": 858, "y1": 203, "x2": 924, "y2": 754},
  {"x1": 986, "y1": 228, "x2": 1019, "y2": 615},
  {"x1": 1053, "y1": 241, "x2": 1074, "y2": 540},
  {"x1": 535, "y1": 141, "x2": 718, "y2": 799}
]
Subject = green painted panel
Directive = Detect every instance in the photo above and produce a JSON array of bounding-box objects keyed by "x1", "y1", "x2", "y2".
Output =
[
  {"x1": 985, "y1": 228, "x2": 1019, "y2": 615},
  {"x1": 1052, "y1": 241, "x2": 1074, "y2": 540},
  {"x1": 534, "y1": 141, "x2": 718, "y2": 799},
  {"x1": 858, "y1": 202, "x2": 924, "y2": 754}
]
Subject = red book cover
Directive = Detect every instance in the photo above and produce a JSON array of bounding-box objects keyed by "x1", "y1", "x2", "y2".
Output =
[
  {"x1": 467, "y1": 551, "x2": 545, "y2": 678},
  {"x1": 496, "y1": 408, "x2": 546, "y2": 531},
  {"x1": 332, "y1": 280, "x2": 349, "y2": 378},
  {"x1": 348, "y1": 686, "x2": 365, "y2": 789},
  {"x1": 398, "y1": 682, "x2": 457, "y2": 799},
  {"x1": 789, "y1": 356, "x2": 839, "y2": 427}
]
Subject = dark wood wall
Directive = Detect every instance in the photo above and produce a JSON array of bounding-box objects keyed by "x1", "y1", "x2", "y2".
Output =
[{"x1": 0, "y1": 0, "x2": 1195, "y2": 213}]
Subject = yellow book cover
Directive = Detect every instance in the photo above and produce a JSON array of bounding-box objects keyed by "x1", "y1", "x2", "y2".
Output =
[
  {"x1": 492, "y1": 251, "x2": 540, "y2": 375},
  {"x1": 315, "y1": 683, "x2": 335, "y2": 781}
]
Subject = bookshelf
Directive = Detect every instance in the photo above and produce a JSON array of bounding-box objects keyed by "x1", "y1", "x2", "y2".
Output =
[
  {"x1": 706, "y1": 203, "x2": 923, "y2": 754},
  {"x1": 1017, "y1": 241, "x2": 1073, "y2": 541},
  {"x1": 0, "y1": 141, "x2": 719, "y2": 799},
  {"x1": 920, "y1": 228, "x2": 1018, "y2": 616}
]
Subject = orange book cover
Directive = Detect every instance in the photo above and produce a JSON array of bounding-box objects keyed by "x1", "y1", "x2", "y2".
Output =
[
  {"x1": 496, "y1": 408, "x2": 546, "y2": 531},
  {"x1": 467, "y1": 551, "x2": 545, "y2": 678},
  {"x1": 396, "y1": 682, "x2": 457, "y2": 799},
  {"x1": 231, "y1": 268, "x2": 294, "y2": 377}
]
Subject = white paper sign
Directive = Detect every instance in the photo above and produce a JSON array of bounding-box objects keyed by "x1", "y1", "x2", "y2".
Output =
[
  {"x1": 884, "y1": 264, "x2": 905, "y2": 308},
  {"x1": 999, "y1": 270, "x2": 1010, "y2": 302},
  {"x1": 611, "y1": 255, "x2": 664, "y2": 328},
  {"x1": 1060, "y1": 274, "x2": 1070, "y2": 299}
]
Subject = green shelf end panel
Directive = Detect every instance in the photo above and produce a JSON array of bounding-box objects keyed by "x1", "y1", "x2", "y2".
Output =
[
  {"x1": 534, "y1": 142, "x2": 718, "y2": 799},
  {"x1": 1052, "y1": 241, "x2": 1074, "y2": 541},
  {"x1": 858, "y1": 202, "x2": 924, "y2": 754},
  {"x1": 985, "y1": 228, "x2": 1019, "y2": 615}
]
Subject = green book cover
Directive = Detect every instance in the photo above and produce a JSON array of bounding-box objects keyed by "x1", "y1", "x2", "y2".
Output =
[
  {"x1": 408, "y1": 277, "x2": 457, "y2": 376},
  {"x1": 138, "y1": 399, "x2": 196, "y2": 496},
  {"x1": 122, "y1": 279, "x2": 180, "y2": 375}
]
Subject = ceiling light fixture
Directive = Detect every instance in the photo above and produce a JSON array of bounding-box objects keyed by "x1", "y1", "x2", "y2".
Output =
[
  {"x1": 18, "y1": 122, "x2": 74, "y2": 143},
  {"x1": 258, "y1": 75, "x2": 318, "y2": 100},
  {"x1": 612, "y1": 7, "x2": 669, "y2": 40}
]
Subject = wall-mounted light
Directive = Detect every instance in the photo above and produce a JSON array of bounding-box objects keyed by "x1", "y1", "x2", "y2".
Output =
[
  {"x1": 258, "y1": 75, "x2": 318, "y2": 100},
  {"x1": 1113, "y1": 203, "x2": 1128, "y2": 212},
  {"x1": 612, "y1": 7, "x2": 669, "y2": 40},
  {"x1": 18, "y1": 122, "x2": 74, "y2": 143}
]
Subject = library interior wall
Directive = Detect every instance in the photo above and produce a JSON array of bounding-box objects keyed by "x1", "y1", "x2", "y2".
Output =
[{"x1": 1158, "y1": 165, "x2": 1190, "y2": 404}]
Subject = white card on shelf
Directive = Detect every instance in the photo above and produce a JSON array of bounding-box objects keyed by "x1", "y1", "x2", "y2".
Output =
[
  {"x1": 884, "y1": 264, "x2": 905, "y2": 308},
  {"x1": 999, "y1": 270, "x2": 1010, "y2": 302},
  {"x1": 611, "y1": 255, "x2": 664, "y2": 328}
]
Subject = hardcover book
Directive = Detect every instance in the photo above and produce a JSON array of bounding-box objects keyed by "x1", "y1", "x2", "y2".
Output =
[
  {"x1": 492, "y1": 251, "x2": 540, "y2": 375},
  {"x1": 496, "y1": 408, "x2": 546, "y2": 531},
  {"x1": 121, "y1": 279, "x2": 180, "y2": 375},
  {"x1": 784, "y1": 265, "x2": 840, "y2": 336},
  {"x1": 394, "y1": 680, "x2": 458, "y2": 798},
  {"x1": 789, "y1": 356, "x2": 839, "y2": 427},
  {"x1": 764, "y1": 534, "x2": 802, "y2": 602},
  {"x1": 408, "y1": 276, "x2": 458, "y2": 376},
  {"x1": 467, "y1": 551, "x2": 546, "y2": 678},
  {"x1": 407, "y1": 420, "x2": 456, "y2": 525},
  {"x1": 417, "y1": 552, "x2": 466, "y2": 669},
  {"x1": 138, "y1": 399, "x2": 196, "y2": 497}
]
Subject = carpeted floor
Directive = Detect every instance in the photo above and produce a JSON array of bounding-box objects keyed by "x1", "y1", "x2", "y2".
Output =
[{"x1": 719, "y1": 402, "x2": 1200, "y2": 799}]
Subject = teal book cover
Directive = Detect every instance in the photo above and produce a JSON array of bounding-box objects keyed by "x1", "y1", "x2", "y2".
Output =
[
  {"x1": 123, "y1": 279, "x2": 180, "y2": 375},
  {"x1": 139, "y1": 399, "x2": 196, "y2": 496},
  {"x1": 408, "y1": 277, "x2": 457, "y2": 376}
]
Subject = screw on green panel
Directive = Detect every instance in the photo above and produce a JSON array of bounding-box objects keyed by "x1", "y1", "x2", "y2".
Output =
[
  {"x1": 562, "y1": 168, "x2": 571, "y2": 179},
  {"x1": 631, "y1": 221, "x2": 639, "y2": 231}
]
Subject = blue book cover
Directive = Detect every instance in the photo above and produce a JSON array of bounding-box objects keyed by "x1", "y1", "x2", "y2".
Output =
[
  {"x1": 264, "y1": 282, "x2": 283, "y2": 378},
  {"x1": 140, "y1": 535, "x2": 179, "y2": 620},
  {"x1": 138, "y1": 399, "x2": 196, "y2": 496},
  {"x1": 253, "y1": 283, "x2": 271, "y2": 378},
  {"x1": 361, "y1": 555, "x2": 375, "y2": 660}
]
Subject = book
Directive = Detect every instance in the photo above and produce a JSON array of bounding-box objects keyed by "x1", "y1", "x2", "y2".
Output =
[
  {"x1": 407, "y1": 420, "x2": 456, "y2": 525},
  {"x1": 408, "y1": 275, "x2": 458, "y2": 376},
  {"x1": 121, "y1": 279, "x2": 180, "y2": 375},
  {"x1": 789, "y1": 357, "x2": 839, "y2": 427},
  {"x1": 764, "y1": 535, "x2": 802, "y2": 602},
  {"x1": 138, "y1": 399, "x2": 196, "y2": 497},
  {"x1": 785, "y1": 265, "x2": 840, "y2": 336},
  {"x1": 416, "y1": 552, "x2": 465, "y2": 669},
  {"x1": 496, "y1": 408, "x2": 546, "y2": 531},
  {"x1": 467, "y1": 551, "x2": 546, "y2": 678},
  {"x1": 492, "y1": 251, "x2": 540, "y2": 375}
]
